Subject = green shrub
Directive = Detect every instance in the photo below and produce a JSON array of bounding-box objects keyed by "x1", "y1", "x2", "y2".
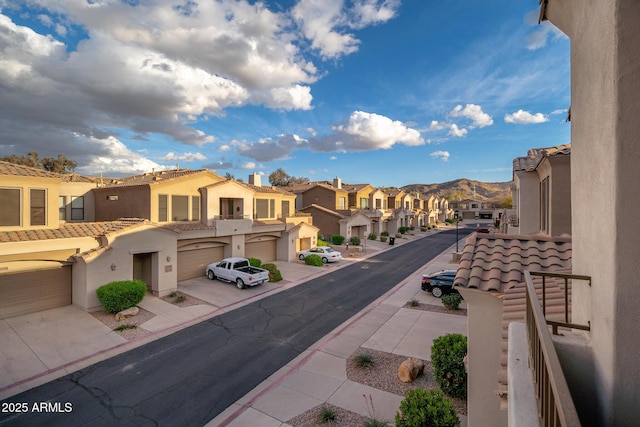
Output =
[
  {"x1": 96, "y1": 280, "x2": 147, "y2": 314},
  {"x1": 331, "y1": 234, "x2": 345, "y2": 245},
  {"x1": 398, "y1": 226, "x2": 409, "y2": 234},
  {"x1": 349, "y1": 236, "x2": 361, "y2": 246},
  {"x1": 380, "y1": 236, "x2": 388, "y2": 243},
  {"x1": 395, "y1": 388, "x2": 460, "y2": 427},
  {"x1": 317, "y1": 238, "x2": 329, "y2": 246},
  {"x1": 261, "y1": 263, "x2": 283, "y2": 282},
  {"x1": 247, "y1": 257, "x2": 262, "y2": 267},
  {"x1": 354, "y1": 352, "x2": 375, "y2": 369},
  {"x1": 304, "y1": 254, "x2": 324, "y2": 266},
  {"x1": 445, "y1": 218, "x2": 454, "y2": 224},
  {"x1": 368, "y1": 233, "x2": 377, "y2": 240},
  {"x1": 441, "y1": 294, "x2": 462, "y2": 310},
  {"x1": 431, "y1": 334, "x2": 468, "y2": 399},
  {"x1": 317, "y1": 405, "x2": 337, "y2": 423},
  {"x1": 381, "y1": 231, "x2": 389, "y2": 236},
  {"x1": 432, "y1": 223, "x2": 438, "y2": 229}
]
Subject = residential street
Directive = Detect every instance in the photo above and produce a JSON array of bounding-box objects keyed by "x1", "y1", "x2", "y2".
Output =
[{"x1": 0, "y1": 229, "x2": 473, "y2": 427}]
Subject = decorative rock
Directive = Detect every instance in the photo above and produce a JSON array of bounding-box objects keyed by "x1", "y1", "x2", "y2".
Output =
[
  {"x1": 115, "y1": 306, "x2": 139, "y2": 321},
  {"x1": 397, "y1": 357, "x2": 425, "y2": 383}
]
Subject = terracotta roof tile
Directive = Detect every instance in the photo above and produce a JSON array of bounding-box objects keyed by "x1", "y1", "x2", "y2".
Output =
[
  {"x1": 513, "y1": 143, "x2": 571, "y2": 172},
  {"x1": 160, "y1": 222, "x2": 216, "y2": 233},
  {"x1": 454, "y1": 233, "x2": 571, "y2": 293},
  {"x1": 98, "y1": 169, "x2": 215, "y2": 188},
  {"x1": 0, "y1": 219, "x2": 149, "y2": 243},
  {"x1": 0, "y1": 160, "x2": 63, "y2": 178}
]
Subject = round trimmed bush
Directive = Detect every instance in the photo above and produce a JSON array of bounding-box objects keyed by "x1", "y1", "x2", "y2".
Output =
[
  {"x1": 248, "y1": 257, "x2": 262, "y2": 267},
  {"x1": 349, "y1": 236, "x2": 361, "y2": 246},
  {"x1": 96, "y1": 280, "x2": 147, "y2": 314},
  {"x1": 261, "y1": 263, "x2": 283, "y2": 282},
  {"x1": 331, "y1": 234, "x2": 345, "y2": 245},
  {"x1": 395, "y1": 388, "x2": 460, "y2": 427},
  {"x1": 431, "y1": 333, "x2": 468, "y2": 399},
  {"x1": 304, "y1": 254, "x2": 324, "y2": 266}
]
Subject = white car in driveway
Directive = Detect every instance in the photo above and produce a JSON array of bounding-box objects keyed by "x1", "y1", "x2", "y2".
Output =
[{"x1": 297, "y1": 246, "x2": 342, "y2": 263}]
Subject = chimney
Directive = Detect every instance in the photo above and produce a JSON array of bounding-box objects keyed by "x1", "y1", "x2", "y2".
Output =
[
  {"x1": 249, "y1": 172, "x2": 261, "y2": 186},
  {"x1": 333, "y1": 176, "x2": 342, "y2": 189}
]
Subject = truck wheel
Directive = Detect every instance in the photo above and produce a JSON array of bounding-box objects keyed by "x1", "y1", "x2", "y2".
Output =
[
  {"x1": 236, "y1": 278, "x2": 245, "y2": 289},
  {"x1": 207, "y1": 270, "x2": 216, "y2": 280}
]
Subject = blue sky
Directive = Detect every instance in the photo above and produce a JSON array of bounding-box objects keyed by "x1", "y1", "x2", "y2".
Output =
[{"x1": 0, "y1": 0, "x2": 569, "y2": 187}]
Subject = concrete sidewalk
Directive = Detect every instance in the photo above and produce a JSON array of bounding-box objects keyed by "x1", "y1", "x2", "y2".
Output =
[{"x1": 0, "y1": 227, "x2": 469, "y2": 425}]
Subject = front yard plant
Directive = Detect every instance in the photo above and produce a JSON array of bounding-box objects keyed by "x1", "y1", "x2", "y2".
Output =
[
  {"x1": 96, "y1": 280, "x2": 147, "y2": 314},
  {"x1": 395, "y1": 388, "x2": 460, "y2": 427},
  {"x1": 349, "y1": 236, "x2": 361, "y2": 246},
  {"x1": 261, "y1": 263, "x2": 283, "y2": 282},
  {"x1": 331, "y1": 234, "x2": 345, "y2": 245},
  {"x1": 441, "y1": 294, "x2": 462, "y2": 310},
  {"x1": 304, "y1": 254, "x2": 324, "y2": 266},
  {"x1": 431, "y1": 334, "x2": 468, "y2": 399},
  {"x1": 247, "y1": 257, "x2": 261, "y2": 267}
]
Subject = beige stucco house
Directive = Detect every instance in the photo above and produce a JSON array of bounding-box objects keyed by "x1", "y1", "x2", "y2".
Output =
[{"x1": 508, "y1": 144, "x2": 571, "y2": 236}]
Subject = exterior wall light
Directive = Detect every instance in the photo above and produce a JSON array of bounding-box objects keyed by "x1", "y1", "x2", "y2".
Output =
[{"x1": 111, "y1": 263, "x2": 116, "y2": 271}]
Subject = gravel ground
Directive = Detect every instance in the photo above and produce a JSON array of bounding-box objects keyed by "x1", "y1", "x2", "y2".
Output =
[
  {"x1": 159, "y1": 291, "x2": 212, "y2": 308},
  {"x1": 90, "y1": 308, "x2": 155, "y2": 340},
  {"x1": 287, "y1": 348, "x2": 467, "y2": 426}
]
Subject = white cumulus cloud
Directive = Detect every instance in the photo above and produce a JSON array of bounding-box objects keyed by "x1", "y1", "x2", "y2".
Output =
[
  {"x1": 448, "y1": 124, "x2": 468, "y2": 138},
  {"x1": 504, "y1": 109, "x2": 549, "y2": 124},
  {"x1": 449, "y1": 104, "x2": 494, "y2": 128},
  {"x1": 160, "y1": 152, "x2": 207, "y2": 162}
]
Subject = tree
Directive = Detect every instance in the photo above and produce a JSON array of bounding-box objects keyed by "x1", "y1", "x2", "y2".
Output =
[
  {"x1": 42, "y1": 154, "x2": 77, "y2": 173},
  {"x1": 1, "y1": 152, "x2": 76, "y2": 173},
  {"x1": 268, "y1": 168, "x2": 309, "y2": 186}
]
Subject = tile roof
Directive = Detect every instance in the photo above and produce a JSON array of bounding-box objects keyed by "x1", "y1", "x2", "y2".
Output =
[
  {"x1": 513, "y1": 143, "x2": 571, "y2": 172},
  {"x1": 0, "y1": 160, "x2": 63, "y2": 178},
  {"x1": 0, "y1": 219, "x2": 149, "y2": 243},
  {"x1": 98, "y1": 168, "x2": 212, "y2": 188},
  {"x1": 454, "y1": 233, "x2": 572, "y2": 293},
  {"x1": 301, "y1": 203, "x2": 345, "y2": 218},
  {"x1": 160, "y1": 222, "x2": 216, "y2": 234}
]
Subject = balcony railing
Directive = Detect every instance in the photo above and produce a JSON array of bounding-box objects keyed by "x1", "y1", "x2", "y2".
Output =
[{"x1": 524, "y1": 270, "x2": 591, "y2": 427}]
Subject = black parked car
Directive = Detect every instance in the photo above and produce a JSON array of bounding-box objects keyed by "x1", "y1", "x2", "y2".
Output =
[{"x1": 421, "y1": 270, "x2": 459, "y2": 298}]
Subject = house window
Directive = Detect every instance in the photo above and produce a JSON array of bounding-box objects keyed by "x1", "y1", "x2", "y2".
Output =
[
  {"x1": 172, "y1": 195, "x2": 189, "y2": 221},
  {"x1": 71, "y1": 196, "x2": 84, "y2": 220},
  {"x1": 338, "y1": 197, "x2": 346, "y2": 209},
  {"x1": 255, "y1": 199, "x2": 269, "y2": 219},
  {"x1": 158, "y1": 195, "x2": 168, "y2": 222},
  {"x1": 281, "y1": 200, "x2": 290, "y2": 218},
  {"x1": 540, "y1": 177, "x2": 550, "y2": 233},
  {"x1": 191, "y1": 196, "x2": 200, "y2": 221},
  {"x1": 30, "y1": 189, "x2": 46, "y2": 226},
  {"x1": 270, "y1": 199, "x2": 275, "y2": 218},
  {"x1": 59, "y1": 196, "x2": 66, "y2": 220},
  {"x1": 360, "y1": 198, "x2": 368, "y2": 209},
  {"x1": 0, "y1": 188, "x2": 21, "y2": 226}
]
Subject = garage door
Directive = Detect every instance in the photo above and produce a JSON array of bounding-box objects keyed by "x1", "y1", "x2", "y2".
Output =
[
  {"x1": 245, "y1": 239, "x2": 276, "y2": 262},
  {"x1": 0, "y1": 266, "x2": 71, "y2": 319},
  {"x1": 177, "y1": 246, "x2": 224, "y2": 281}
]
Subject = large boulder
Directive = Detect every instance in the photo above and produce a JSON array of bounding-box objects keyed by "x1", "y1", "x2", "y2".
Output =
[
  {"x1": 115, "y1": 306, "x2": 139, "y2": 321},
  {"x1": 398, "y1": 357, "x2": 425, "y2": 383}
]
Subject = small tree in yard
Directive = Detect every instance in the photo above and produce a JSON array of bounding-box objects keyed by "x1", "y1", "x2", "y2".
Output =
[{"x1": 431, "y1": 333, "x2": 468, "y2": 399}]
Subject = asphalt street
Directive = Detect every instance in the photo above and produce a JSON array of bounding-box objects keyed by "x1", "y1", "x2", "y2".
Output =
[{"x1": 0, "y1": 228, "x2": 473, "y2": 427}]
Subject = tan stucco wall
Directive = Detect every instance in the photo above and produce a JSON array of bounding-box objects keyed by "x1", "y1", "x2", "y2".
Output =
[
  {"x1": 546, "y1": 1, "x2": 640, "y2": 424},
  {"x1": 514, "y1": 170, "x2": 539, "y2": 234},
  {"x1": 203, "y1": 181, "x2": 254, "y2": 223},
  {"x1": 303, "y1": 186, "x2": 347, "y2": 210},
  {"x1": 59, "y1": 181, "x2": 97, "y2": 222},
  {"x1": 73, "y1": 226, "x2": 177, "y2": 310},
  {"x1": 94, "y1": 186, "x2": 151, "y2": 221},
  {"x1": 457, "y1": 287, "x2": 508, "y2": 427},
  {"x1": 1, "y1": 175, "x2": 60, "y2": 230}
]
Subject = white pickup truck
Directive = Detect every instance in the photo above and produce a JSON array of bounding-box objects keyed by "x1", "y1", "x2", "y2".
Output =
[{"x1": 205, "y1": 257, "x2": 270, "y2": 289}]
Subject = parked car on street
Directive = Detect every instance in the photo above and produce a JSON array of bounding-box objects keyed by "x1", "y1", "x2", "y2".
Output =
[
  {"x1": 297, "y1": 246, "x2": 342, "y2": 263},
  {"x1": 206, "y1": 257, "x2": 270, "y2": 289},
  {"x1": 421, "y1": 269, "x2": 459, "y2": 298},
  {"x1": 476, "y1": 227, "x2": 490, "y2": 233}
]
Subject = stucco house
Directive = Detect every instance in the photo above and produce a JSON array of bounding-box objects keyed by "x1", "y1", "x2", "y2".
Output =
[{"x1": 508, "y1": 144, "x2": 571, "y2": 236}]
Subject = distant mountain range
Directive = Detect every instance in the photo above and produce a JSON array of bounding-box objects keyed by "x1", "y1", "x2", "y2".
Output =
[{"x1": 400, "y1": 178, "x2": 512, "y2": 203}]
